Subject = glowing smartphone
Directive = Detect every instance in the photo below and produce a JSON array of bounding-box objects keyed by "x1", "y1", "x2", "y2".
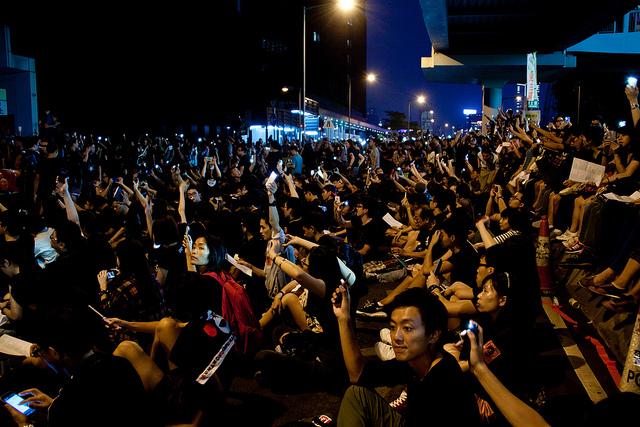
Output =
[{"x1": 2, "y1": 392, "x2": 35, "y2": 416}]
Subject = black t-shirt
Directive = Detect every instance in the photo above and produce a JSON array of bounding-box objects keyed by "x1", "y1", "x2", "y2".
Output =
[
  {"x1": 447, "y1": 241, "x2": 480, "y2": 287},
  {"x1": 48, "y1": 352, "x2": 160, "y2": 427},
  {"x1": 358, "y1": 352, "x2": 481, "y2": 426}
]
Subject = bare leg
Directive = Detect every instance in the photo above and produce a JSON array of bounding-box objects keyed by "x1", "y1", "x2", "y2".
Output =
[
  {"x1": 569, "y1": 196, "x2": 583, "y2": 233},
  {"x1": 577, "y1": 195, "x2": 595, "y2": 235},
  {"x1": 379, "y1": 272, "x2": 426, "y2": 306},
  {"x1": 611, "y1": 257, "x2": 640, "y2": 290},
  {"x1": 114, "y1": 340, "x2": 165, "y2": 392},
  {"x1": 282, "y1": 293, "x2": 310, "y2": 331}
]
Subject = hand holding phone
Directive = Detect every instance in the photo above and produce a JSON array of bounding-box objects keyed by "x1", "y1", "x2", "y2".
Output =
[
  {"x1": 2, "y1": 391, "x2": 36, "y2": 416},
  {"x1": 459, "y1": 320, "x2": 480, "y2": 361},
  {"x1": 433, "y1": 259, "x2": 443, "y2": 276}
]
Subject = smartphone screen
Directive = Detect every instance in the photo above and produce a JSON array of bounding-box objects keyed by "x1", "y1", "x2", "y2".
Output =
[
  {"x1": 2, "y1": 393, "x2": 35, "y2": 416},
  {"x1": 433, "y1": 259, "x2": 443, "y2": 276}
]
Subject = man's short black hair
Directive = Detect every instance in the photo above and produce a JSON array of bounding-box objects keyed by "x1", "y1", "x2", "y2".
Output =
[
  {"x1": 285, "y1": 197, "x2": 303, "y2": 217},
  {"x1": 301, "y1": 210, "x2": 327, "y2": 232},
  {"x1": 387, "y1": 288, "x2": 448, "y2": 348}
]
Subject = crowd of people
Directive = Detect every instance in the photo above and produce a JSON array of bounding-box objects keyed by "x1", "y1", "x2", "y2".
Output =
[{"x1": 0, "y1": 81, "x2": 638, "y2": 426}]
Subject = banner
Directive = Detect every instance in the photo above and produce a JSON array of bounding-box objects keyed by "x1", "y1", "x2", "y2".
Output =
[{"x1": 526, "y1": 53, "x2": 539, "y2": 110}]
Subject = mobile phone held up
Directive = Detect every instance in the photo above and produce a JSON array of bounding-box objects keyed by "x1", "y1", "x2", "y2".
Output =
[
  {"x1": 2, "y1": 391, "x2": 35, "y2": 416},
  {"x1": 459, "y1": 320, "x2": 480, "y2": 361}
]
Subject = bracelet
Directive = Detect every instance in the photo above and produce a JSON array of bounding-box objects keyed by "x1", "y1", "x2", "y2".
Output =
[
  {"x1": 427, "y1": 284, "x2": 441, "y2": 293},
  {"x1": 99, "y1": 289, "x2": 109, "y2": 296},
  {"x1": 268, "y1": 202, "x2": 277, "y2": 206},
  {"x1": 631, "y1": 104, "x2": 639, "y2": 110}
]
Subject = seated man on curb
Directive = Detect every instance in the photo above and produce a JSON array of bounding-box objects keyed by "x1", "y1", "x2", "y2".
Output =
[{"x1": 331, "y1": 285, "x2": 480, "y2": 426}]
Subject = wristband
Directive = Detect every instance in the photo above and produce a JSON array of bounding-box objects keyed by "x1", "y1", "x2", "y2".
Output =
[
  {"x1": 631, "y1": 104, "x2": 639, "y2": 110},
  {"x1": 427, "y1": 284, "x2": 441, "y2": 293},
  {"x1": 99, "y1": 289, "x2": 109, "y2": 296},
  {"x1": 268, "y1": 202, "x2": 277, "y2": 206}
]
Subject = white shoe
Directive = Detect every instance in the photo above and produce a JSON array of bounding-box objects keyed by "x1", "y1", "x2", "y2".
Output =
[
  {"x1": 380, "y1": 328, "x2": 392, "y2": 345},
  {"x1": 563, "y1": 236, "x2": 579, "y2": 248},
  {"x1": 374, "y1": 341, "x2": 396, "y2": 361},
  {"x1": 557, "y1": 229, "x2": 578, "y2": 241}
]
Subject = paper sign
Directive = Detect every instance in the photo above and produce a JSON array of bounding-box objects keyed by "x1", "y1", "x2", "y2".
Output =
[
  {"x1": 383, "y1": 213, "x2": 404, "y2": 229},
  {"x1": 226, "y1": 254, "x2": 252, "y2": 276},
  {"x1": 568, "y1": 158, "x2": 606, "y2": 186},
  {"x1": 0, "y1": 334, "x2": 32, "y2": 357},
  {"x1": 602, "y1": 191, "x2": 640, "y2": 203}
]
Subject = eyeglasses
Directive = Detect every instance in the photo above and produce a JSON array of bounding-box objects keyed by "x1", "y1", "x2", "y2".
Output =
[
  {"x1": 356, "y1": 204, "x2": 363, "y2": 208},
  {"x1": 510, "y1": 195, "x2": 521, "y2": 201}
]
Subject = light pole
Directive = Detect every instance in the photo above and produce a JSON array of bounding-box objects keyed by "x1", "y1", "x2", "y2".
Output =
[
  {"x1": 348, "y1": 73, "x2": 375, "y2": 139},
  {"x1": 303, "y1": 0, "x2": 354, "y2": 141},
  {"x1": 408, "y1": 96, "x2": 426, "y2": 133},
  {"x1": 282, "y1": 86, "x2": 302, "y2": 141}
]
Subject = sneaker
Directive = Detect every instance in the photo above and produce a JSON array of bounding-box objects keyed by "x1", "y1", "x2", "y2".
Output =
[
  {"x1": 356, "y1": 300, "x2": 388, "y2": 318},
  {"x1": 550, "y1": 228, "x2": 563, "y2": 238},
  {"x1": 560, "y1": 249, "x2": 597, "y2": 268},
  {"x1": 557, "y1": 229, "x2": 578, "y2": 241},
  {"x1": 602, "y1": 295, "x2": 638, "y2": 313},
  {"x1": 587, "y1": 282, "x2": 626, "y2": 299},
  {"x1": 380, "y1": 328, "x2": 392, "y2": 345},
  {"x1": 364, "y1": 271, "x2": 378, "y2": 280},
  {"x1": 374, "y1": 341, "x2": 396, "y2": 361},
  {"x1": 562, "y1": 236, "x2": 579, "y2": 248},
  {"x1": 565, "y1": 241, "x2": 585, "y2": 254},
  {"x1": 390, "y1": 388, "x2": 408, "y2": 411}
]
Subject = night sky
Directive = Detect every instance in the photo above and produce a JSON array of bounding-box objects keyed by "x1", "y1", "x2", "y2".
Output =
[
  {"x1": 366, "y1": 0, "x2": 483, "y2": 129},
  {"x1": 4, "y1": 2, "x2": 527, "y2": 137}
]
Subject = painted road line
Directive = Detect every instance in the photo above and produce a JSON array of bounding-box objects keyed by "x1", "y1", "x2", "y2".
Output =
[{"x1": 542, "y1": 297, "x2": 608, "y2": 403}]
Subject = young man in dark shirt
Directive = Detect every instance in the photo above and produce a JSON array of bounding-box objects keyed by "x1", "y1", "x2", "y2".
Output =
[{"x1": 332, "y1": 286, "x2": 480, "y2": 426}]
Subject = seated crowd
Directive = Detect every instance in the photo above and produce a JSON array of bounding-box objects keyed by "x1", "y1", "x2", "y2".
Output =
[{"x1": 0, "y1": 82, "x2": 638, "y2": 426}]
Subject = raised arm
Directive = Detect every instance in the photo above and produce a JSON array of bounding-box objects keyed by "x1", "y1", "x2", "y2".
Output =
[
  {"x1": 626, "y1": 83, "x2": 640, "y2": 128},
  {"x1": 333, "y1": 284, "x2": 366, "y2": 383},
  {"x1": 266, "y1": 181, "x2": 281, "y2": 233}
]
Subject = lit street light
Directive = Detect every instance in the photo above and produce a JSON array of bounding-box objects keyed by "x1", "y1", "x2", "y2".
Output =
[
  {"x1": 348, "y1": 73, "x2": 375, "y2": 139},
  {"x1": 408, "y1": 95, "x2": 426, "y2": 132}
]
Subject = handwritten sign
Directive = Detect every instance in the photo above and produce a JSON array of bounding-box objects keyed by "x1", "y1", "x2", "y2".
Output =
[{"x1": 568, "y1": 158, "x2": 606, "y2": 186}]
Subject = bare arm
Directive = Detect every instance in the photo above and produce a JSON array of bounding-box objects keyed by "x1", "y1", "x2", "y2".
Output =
[{"x1": 333, "y1": 284, "x2": 366, "y2": 383}]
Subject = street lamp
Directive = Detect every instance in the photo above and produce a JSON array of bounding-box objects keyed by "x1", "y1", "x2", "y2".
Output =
[
  {"x1": 282, "y1": 86, "x2": 302, "y2": 141},
  {"x1": 348, "y1": 73, "x2": 375, "y2": 139},
  {"x1": 303, "y1": 0, "x2": 354, "y2": 140},
  {"x1": 408, "y1": 96, "x2": 426, "y2": 131}
]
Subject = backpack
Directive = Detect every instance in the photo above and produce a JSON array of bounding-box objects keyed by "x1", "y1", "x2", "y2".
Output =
[{"x1": 204, "y1": 271, "x2": 262, "y2": 355}]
